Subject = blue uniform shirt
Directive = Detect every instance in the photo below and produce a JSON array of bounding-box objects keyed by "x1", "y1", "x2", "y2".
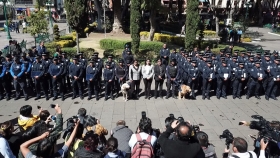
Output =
[
  {"x1": 10, "y1": 62, "x2": 25, "y2": 78},
  {"x1": 0, "y1": 63, "x2": 6, "y2": 78},
  {"x1": 20, "y1": 58, "x2": 32, "y2": 73},
  {"x1": 31, "y1": 61, "x2": 45, "y2": 78},
  {"x1": 69, "y1": 63, "x2": 83, "y2": 78},
  {"x1": 86, "y1": 65, "x2": 98, "y2": 81},
  {"x1": 48, "y1": 63, "x2": 63, "y2": 77},
  {"x1": 103, "y1": 67, "x2": 115, "y2": 81}
]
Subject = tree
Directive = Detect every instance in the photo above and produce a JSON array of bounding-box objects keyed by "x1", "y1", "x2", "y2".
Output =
[
  {"x1": 130, "y1": 0, "x2": 141, "y2": 54},
  {"x1": 26, "y1": 10, "x2": 48, "y2": 37},
  {"x1": 53, "y1": 24, "x2": 60, "y2": 41},
  {"x1": 141, "y1": 0, "x2": 161, "y2": 41},
  {"x1": 112, "y1": 0, "x2": 124, "y2": 33},
  {"x1": 64, "y1": 0, "x2": 88, "y2": 53},
  {"x1": 94, "y1": 0, "x2": 103, "y2": 31},
  {"x1": 185, "y1": 0, "x2": 199, "y2": 49},
  {"x1": 35, "y1": 0, "x2": 46, "y2": 11}
]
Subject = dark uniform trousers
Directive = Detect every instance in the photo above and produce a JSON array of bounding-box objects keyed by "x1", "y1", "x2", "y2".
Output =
[
  {"x1": 266, "y1": 79, "x2": 280, "y2": 98},
  {"x1": 216, "y1": 78, "x2": 229, "y2": 97},
  {"x1": 247, "y1": 78, "x2": 262, "y2": 97},
  {"x1": 166, "y1": 79, "x2": 176, "y2": 96},
  {"x1": 188, "y1": 78, "x2": 198, "y2": 97},
  {"x1": 105, "y1": 80, "x2": 114, "y2": 97},
  {"x1": 34, "y1": 78, "x2": 47, "y2": 97},
  {"x1": 24, "y1": 73, "x2": 34, "y2": 89},
  {"x1": 271, "y1": 81, "x2": 280, "y2": 98},
  {"x1": 88, "y1": 80, "x2": 99, "y2": 98},
  {"x1": 265, "y1": 77, "x2": 274, "y2": 97},
  {"x1": 2, "y1": 73, "x2": 12, "y2": 97},
  {"x1": 14, "y1": 77, "x2": 28, "y2": 97},
  {"x1": 65, "y1": 75, "x2": 71, "y2": 91},
  {"x1": 143, "y1": 78, "x2": 152, "y2": 97},
  {"x1": 52, "y1": 77, "x2": 64, "y2": 97},
  {"x1": 72, "y1": 78, "x2": 83, "y2": 97},
  {"x1": 154, "y1": 79, "x2": 164, "y2": 97},
  {"x1": 232, "y1": 79, "x2": 244, "y2": 97},
  {"x1": 202, "y1": 78, "x2": 212, "y2": 97},
  {"x1": 46, "y1": 74, "x2": 53, "y2": 96}
]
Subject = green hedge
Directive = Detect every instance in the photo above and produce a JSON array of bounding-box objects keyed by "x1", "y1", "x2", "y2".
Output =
[
  {"x1": 45, "y1": 47, "x2": 95, "y2": 58},
  {"x1": 99, "y1": 39, "x2": 163, "y2": 53},
  {"x1": 59, "y1": 35, "x2": 73, "y2": 40}
]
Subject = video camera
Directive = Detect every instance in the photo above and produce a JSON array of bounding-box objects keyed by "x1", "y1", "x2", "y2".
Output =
[
  {"x1": 220, "y1": 129, "x2": 234, "y2": 149},
  {"x1": 248, "y1": 115, "x2": 280, "y2": 156},
  {"x1": 62, "y1": 116, "x2": 79, "y2": 139}
]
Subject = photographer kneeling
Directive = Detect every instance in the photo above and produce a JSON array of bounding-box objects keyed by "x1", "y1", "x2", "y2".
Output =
[
  {"x1": 223, "y1": 137, "x2": 267, "y2": 158},
  {"x1": 158, "y1": 120, "x2": 205, "y2": 158}
]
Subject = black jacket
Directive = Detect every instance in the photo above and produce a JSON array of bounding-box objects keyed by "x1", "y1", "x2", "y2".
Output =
[
  {"x1": 158, "y1": 127, "x2": 205, "y2": 158},
  {"x1": 154, "y1": 64, "x2": 166, "y2": 81},
  {"x1": 74, "y1": 147, "x2": 103, "y2": 158}
]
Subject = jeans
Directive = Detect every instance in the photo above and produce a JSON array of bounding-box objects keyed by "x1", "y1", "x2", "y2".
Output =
[
  {"x1": 143, "y1": 78, "x2": 152, "y2": 97},
  {"x1": 154, "y1": 79, "x2": 164, "y2": 97},
  {"x1": 130, "y1": 80, "x2": 140, "y2": 98}
]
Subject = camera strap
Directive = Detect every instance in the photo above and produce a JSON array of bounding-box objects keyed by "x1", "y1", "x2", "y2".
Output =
[{"x1": 231, "y1": 152, "x2": 253, "y2": 158}]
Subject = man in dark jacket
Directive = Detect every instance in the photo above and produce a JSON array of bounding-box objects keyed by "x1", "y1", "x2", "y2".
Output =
[
  {"x1": 154, "y1": 59, "x2": 166, "y2": 99},
  {"x1": 160, "y1": 44, "x2": 170, "y2": 66},
  {"x1": 158, "y1": 120, "x2": 205, "y2": 158}
]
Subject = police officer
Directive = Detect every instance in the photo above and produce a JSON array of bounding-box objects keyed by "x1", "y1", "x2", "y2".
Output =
[
  {"x1": 216, "y1": 60, "x2": 231, "y2": 99},
  {"x1": 103, "y1": 62, "x2": 115, "y2": 101},
  {"x1": 188, "y1": 60, "x2": 199, "y2": 99},
  {"x1": 170, "y1": 48, "x2": 178, "y2": 62},
  {"x1": 238, "y1": 51, "x2": 247, "y2": 63},
  {"x1": 107, "y1": 55, "x2": 116, "y2": 69},
  {"x1": 49, "y1": 57, "x2": 64, "y2": 101},
  {"x1": 20, "y1": 52, "x2": 33, "y2": 90},
  {"x1": 61, "y1": 52, "x2": 71, "y2": 91},
  {"x1": 160, "y1": 44, "x2": 170, "y2": 67},
  {"x1": 123, "y1": 49, "x2": 134, "y2": 69},
  {"x1": 265, "y1": 58, "x2": 280, "y2": 100},
  {"x1": 42, "y1": 53, "x2": 53, "y2": 96},
  {"x1": 0, "y1": 61, "x2": 6, "y2": 100},
  {"x1": 122, "y1": 43, "x2": 130, "y2": 58},
  {"x1": 232, "y1": 62, "x2": 248, "y2": 99},
  {"x1": 78, "y1": 52, "x2": 88, "y2": 87},
  {"x1": 86, "y1": 60, "x2": 99, "y2": 100},
  {"x1": 11, "y1": 56, "x2": 29, "y2": 100},
  {"x1": 202, "y1": 60, "x2": 215, "y2": 100},
  {"x1": 115, "y1": 59, "x2": 127, "y2": 97},
  {"x1": 166, "y1": 59, "x2": 179, "y2": 99},
  {"x1": 262, "y1": 54, "x2": 273, "y2": 92},
  {"x1": 2, "y1": 54, "x2": 13, "y2": 100},
  {"x1": 69, "y1": 56, "x2": 84, "y2": 100},
  {"x1": 92, "y1": 52, "x2": 104, "y2": 90},
  {"x1": 246, "y1": 61, "x2": 266, "y2": 99},
  {"x1": 31, "y1": 55, "x2": 48, "y2": 100}
]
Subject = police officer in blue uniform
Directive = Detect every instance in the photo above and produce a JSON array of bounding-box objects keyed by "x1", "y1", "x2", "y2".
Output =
[
  {"x1": 61, "y1": 52, "x2": 71, "y2": 91},
  {"x1": 0, "y1": 61, "x2": 6, "y2": 100},
  {"x1": 202, "y1": 60, "x2": 215, "y2": 100},
  {"x1": 69, "y1": 56, "x2": 84, "y2": 100},
  {"x1": 2, "y1": 54, "x2": 13, "y2": 100},
  {"x1": 160, "y1": 44, "x2": 170, "y2": 67},
  {"x1": 232, "y1": 62, "x2": 248, "y2": 99},
  {"x1": 10, "y1": 56, "x2": 29, "y2": 100},
  {"x1": 31, "y1": 55, "x2": 48, "y2": 100},
  {"x1": 42, "y1": 53, "x2": 53, "y2": 96},
  {"x1": 107, "y1": 55, "x2": 116, "y2": 69},
  {"x1": 78, "y1": 52, "x2": 87, "y2": 87},
  {"x1": 115, "y1": 59, "x2": 127, "y2": 97},
  {"x1": 20, "y1": 52, "x2": 33, "y2": 90},
  {"x1": 262, "y1": 54, "x2": 273, "y2": 93},
  {"x1": 92, "y1": 52, "x2": 104, "y2": 91},
  {"x1": 170, "y1": 48, "x2": 179, "y2": 62},
  {"x1": 246, "y1": 61, "x2": 266, "y2": 99},
  {"x1": 188, "y1": 60, "x2": 199, "y2": 99},
  {"x1": 166, "y1": 59, "x2": 179, "y2": 99},
  {"x1": 123, "y1": 49, "x2": 134, "y2": 69},
  {"x1": 238, "y1": 51, "x2": 247, "y2": 63},
  {"x1": 103, "y1": 62, "x2": 115, "y2": 101},
  {"x1": 49, "y1": 57, "x2": 64, "y2": 101},
  {"x1": 86, "y1": 60, "x2": 99, "y2": 100},
  {"x1": 265, "y1": 58, "x2": 280, "y2": 100},
  {"x1": 216, "y1": 60, "x2": 231, "y2": 99}
]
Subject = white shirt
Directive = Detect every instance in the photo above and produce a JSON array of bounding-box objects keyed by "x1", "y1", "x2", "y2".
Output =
[
  {"x1": 228, "y1": 151, "x2": 265, "y2": 158},
  {"x1": 128, "y1": 132, "x2": 157, "y2": 151},
  {"x1": 22, "y1": 22, "x2": 26, "y2": 28},
  {"x1": 0, "y1": 137, "x2": 16, "y2": 158},
  {"x1": 141, "y1": 65, "x2": 154, "y2": 79}
]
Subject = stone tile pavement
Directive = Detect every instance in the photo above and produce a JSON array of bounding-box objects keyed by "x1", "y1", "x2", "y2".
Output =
[{"x1": 0, "y1": 81, "x2": 279, "y2": 157}]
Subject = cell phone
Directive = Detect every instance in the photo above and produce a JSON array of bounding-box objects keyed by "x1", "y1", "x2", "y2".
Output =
[
  {"x1": 50, "y1": 104, "x2": 56, "y2": 108},
  {"x1": 141, "y1": 111, "x2": 146, "y2": 119},
  {"x1": 169, "y1": 114, "x2": 175, "y2": 119},
  {"x1": 37, "y1": 106, "x2": 41, "y2": 109},
  {"x1": 239, "y1": 122, "x2": 244, "y2": 125}
]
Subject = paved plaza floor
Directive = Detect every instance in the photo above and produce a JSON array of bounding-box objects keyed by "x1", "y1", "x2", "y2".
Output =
[{"x1": 0, "y1": 82, "x2": 279, "y2": 156}]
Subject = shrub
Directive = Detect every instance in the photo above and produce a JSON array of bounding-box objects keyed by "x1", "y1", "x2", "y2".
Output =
[
  {"x1": 46, "y1": 47, "x2": 95, "y2": 58},
  {"x1": 203, "y1": 30, "x2": 217, "y2": 37},
  {"x1": 100, "y1": 39, "x2": 163, "y2": 53},
  {"x1": 56, "y1": 40, "x2": 76, "y2": 47},
  {"x1": 241, "y1": 37, "x2": 252, "y2": 42},
  {"x1": 60, "y1": 35, "x2": 73, "y2": 40},
  {"x1": 44, "y1": 42, "x2": 59, "y2": 48},
  {"x1": 53, "y1": 24, "x2": 60, "y2": 41}
]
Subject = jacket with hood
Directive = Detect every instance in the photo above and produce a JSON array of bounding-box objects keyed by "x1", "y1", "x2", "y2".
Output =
[
  {"x1": 74, "y1": 146, "x2": 103, "y2": 158},
  {"x1": 18, "y1": 115, "x2": 40, "y2": 130}
]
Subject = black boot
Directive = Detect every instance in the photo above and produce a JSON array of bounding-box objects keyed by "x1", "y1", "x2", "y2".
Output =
[
  {"x1": 202, "y1": 95, "x2": 205, "y2": 100},
  {"x1": 110, "y1": 93, "x2": 115, "y2": 100}
]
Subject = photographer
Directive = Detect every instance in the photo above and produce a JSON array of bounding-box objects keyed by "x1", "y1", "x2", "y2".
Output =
[
  {"x1": 18, "y1": 105, "x2": 40, "y2": 130},
  {"x1": 20, "y1": 120, "x2": 80, "y2": 158},
  {"x1": 158, "y1": 120, "x2": 205, "y2": 158},
  {"x1": 222, "y1": 137, "x2": 267, "y2": 158},
  {"x1": 111, "y1": 120, "x2": 133, "y2": 158},
  {"x1": 0, "y1": 121, "x2": 16, "y2": 158},
  {"x1": 196, "y1": 131, "x2": 217, "y2": 158}
]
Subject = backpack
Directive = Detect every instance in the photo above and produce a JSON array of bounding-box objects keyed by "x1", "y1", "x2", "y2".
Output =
[{"x1": 131, "y1": 134, "x2": 154, "y2": 158}]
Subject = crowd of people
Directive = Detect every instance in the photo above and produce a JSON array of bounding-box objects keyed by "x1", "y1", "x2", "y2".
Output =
[
  {"x1": 0, "y1": 104, "x2": 272, "y2": 158},
  {"x1": 1, "y1": 41, "x2": 280, "y2": 101}
]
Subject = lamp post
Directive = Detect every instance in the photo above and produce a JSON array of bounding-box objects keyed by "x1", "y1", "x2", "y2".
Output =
[
  {"x1": 102, "y1": 0, "x2": 106, "y2": 38},
  {"x1": 46, "y1": 0, "x2": 53, "y2": 30},
  {"x1": 1, "y1": 0, "x2": 12, "y2": 39}
]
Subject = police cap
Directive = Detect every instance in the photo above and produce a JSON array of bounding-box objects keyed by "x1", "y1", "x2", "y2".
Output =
[
  {"x1": 191, "y1": 60, "x2": 197, "y2": 63},
  {"x1": 234, "y1": 50, "x2": 239, "y2": 53},
  {"x1": 222, "y1": 60, "x2": 227, "y2": 64},
  {"x1": 89, "y1": 60, "x2": 95, "y2": 63},
  {"x1": 239, "y1": 62, "x2": 244, "y2": 65},
  {"x1": 53, "y1": 57, "x2": 58, "y2": 61},
  {"x1": 108, "y1": 55, "x2": 113, "y2": 58},
  {"x1": 14, "y1": 56, "x2": 20, "y2": 61},
  {"x1": 220, "y1": 49, "x2": 224, "y2": 52},
  {"x1": 247, "y1": 50, "x2": 252, "y2": 53},
  {"x1": 265, "y1": 54, "x2": 270, "y2": 57},
  {"x1": 6, "y1": 54, "x2": 11, "y2": 58},
  {"x1": 275, "y1": 58, "x2": 280, "y2": 62},
  {"x1": 21, "y1": 52, "x2": 27, "y2": 57},
  {"x1": 232, "y1": 56, "x2": 238, "y2": 59},
  {"x1": 42, "y1": 53, "x2": 47, "y2": 56},
  {"x1": 93, "y1": 52, "x2": 99, "y2": 55},
  {"x1": 35, "y1": 55, "x2": 41, "y2": 59},
  {"x1": 31, "y1": 46, "x2": 36, "y2": 49},
  {"x1": 62, "y1": 52, "x2": 66, "y2": 55},
  {"x1": 119, "y1": 59, "x2": 124, "y2": 63},
  {"x1": 171, "y1": 58, "x2": 177, "y2": 63},
  {"x1": 180, "y1": 47, "x2": 184, "y2": 51}
]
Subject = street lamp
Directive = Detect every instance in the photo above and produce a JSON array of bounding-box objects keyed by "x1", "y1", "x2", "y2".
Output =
[
  {"x1": 0, "y1": 0, "x2": 12, "y2": 39},
  {"x1": 244, "y1": 1, "x2": 252, "y2": 20},
  {"x1": 45, "y1": 0, "x2": 53, "y2": 30}
]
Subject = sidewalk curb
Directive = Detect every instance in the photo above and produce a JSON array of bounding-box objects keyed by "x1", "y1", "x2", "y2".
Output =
[{"x1": 268, "y1": 32, "x2": 280, "y2": 37}]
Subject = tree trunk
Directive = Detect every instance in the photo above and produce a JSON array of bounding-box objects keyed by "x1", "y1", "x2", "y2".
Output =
[
  {"x1": 112, "y1": 0, "x2": 124, "y2": 33},
  {"x1": 94, "y1": 0, "x2": 103, "y2": 31},
  {"x1": 177, "y1": 0, "x2": 183, "y2": 26},
  {"x1": 121, "y1": 0, "x2": 130, "y2": 20},
  {"x1": 76, "y1": 32, "x2": 80, "y2": 53},
  {"x1": 148, "y1": 9, "x2": 156, "y2": 41},
  {"x1": 257, "y1": 0, "x2": 263, "y2": 26},
  {"x1": 215, "y1": 13, "x2": 219, "y2": 35}
]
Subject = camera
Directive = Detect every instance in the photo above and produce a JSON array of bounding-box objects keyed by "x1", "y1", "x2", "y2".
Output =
[
  {"x1": 62, "y1": 116, "x2": 79, "y2": 139},
  {"x1": 142, "y1": 111, "x2": 146, "y2": 119},
  {"x1": 220, "y1": 129, "x2": 234, "y2": 149}
]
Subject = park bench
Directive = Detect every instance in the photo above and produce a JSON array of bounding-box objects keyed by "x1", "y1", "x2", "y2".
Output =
[{"x1": 35, "y1": 33, "x2": 50, "y2": 44}]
